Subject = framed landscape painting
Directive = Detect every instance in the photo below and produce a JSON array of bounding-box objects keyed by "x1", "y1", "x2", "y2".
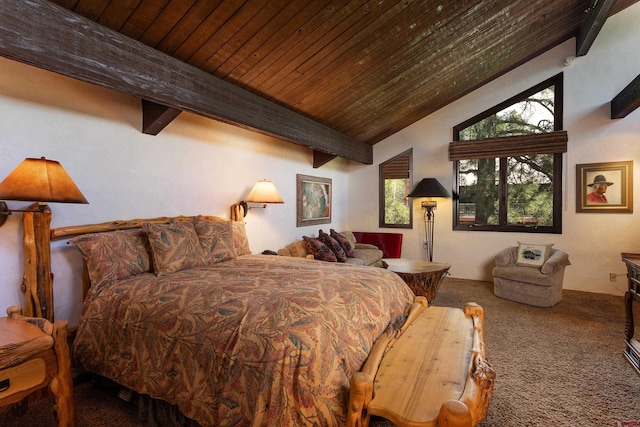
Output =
[
  {"x1": 576, "y1": 160, "x2": 633, "y2": 213},
  {"x1": 296, "y1": 174, "x2": 331, "y2": 227}
]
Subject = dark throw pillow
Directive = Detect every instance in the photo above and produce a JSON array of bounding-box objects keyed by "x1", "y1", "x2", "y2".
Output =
[
  {"x1": 318, "y1": 229, "x2": 347, "y2": 262},
  {"x1": 303, "y1": 236, "x2": 337, "y2": 262},
  {"x1": 330, "y1": 229, "x2": 355, "y2": 257}
]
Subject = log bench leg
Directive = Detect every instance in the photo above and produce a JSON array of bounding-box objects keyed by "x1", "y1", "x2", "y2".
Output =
[
  {"x1": 437, "y1": 400, "x2": 472, "y2": 427},
  {"x1": 346, "y1": 372, "x2": 373, "y2": 427}
]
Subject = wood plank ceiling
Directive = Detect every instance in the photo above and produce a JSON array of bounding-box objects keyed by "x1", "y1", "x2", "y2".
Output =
[{"x1": 5, "y1": 0, "x2": 640, "y2": 163}]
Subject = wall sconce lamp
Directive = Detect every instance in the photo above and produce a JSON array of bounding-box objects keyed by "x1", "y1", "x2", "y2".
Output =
[
  {"x1": 0, "y1": 157, "x2": 88, "y2": 321},
  {"x1": 0, "y1": 157, "x2": 88, "y2": 226},
  {"x1": 407, "y1": 178, "x2": 450, "y2": 262},
  {"x1": 232, "y1": 180, "x2": 283, "y2": 221}
]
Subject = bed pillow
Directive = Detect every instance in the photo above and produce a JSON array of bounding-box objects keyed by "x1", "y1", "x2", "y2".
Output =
[
  {"x1": 516, "y1": 242, "x2": 554, "y2": 267},
  {"x1": 330, "y1": 229, "x2": 355, "y2": 257},
  {"x1": 318, "y1": 229, "x2": 347, "y2": 262},
  {"x1": 69, "y1": 229, "x2": 153, "y2": 288},
  {"x1": 232, "y1": 221, "x2": 252, "y2": 256},
  {"x1": 143, "y1": 220, "x2": 208, "y2": 276},
  {"x1": 193, "y1": 217, "x2": 237, "y2": 264},
  {"x1": 303, "y1": 236, "x2": 337, "y2": 262}
]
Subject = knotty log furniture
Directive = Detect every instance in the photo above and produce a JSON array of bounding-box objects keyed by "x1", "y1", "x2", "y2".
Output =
[
  {"x1": 0, "y1": 306, "x2": 74, "y2": 426},
  {"x1": 622, "y1": 253, "x2": 640, "y2": 376},
  {"x1": 384, "y1": 258, "x2": 451, "y2": 302},
  {"x1": 346, "y1": 298, "x2": 494, "y2": 427},
  {"x1": 22, "y1": 213, "x2": 493, "y2": 425},
  {"x1": 20, "y1": 203, "x2": 55, "y2": 322}
]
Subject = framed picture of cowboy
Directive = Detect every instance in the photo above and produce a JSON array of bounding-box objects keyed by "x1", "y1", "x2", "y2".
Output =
[{"x1": 576, "y1": 160, "x2": 633, "y2": 213}]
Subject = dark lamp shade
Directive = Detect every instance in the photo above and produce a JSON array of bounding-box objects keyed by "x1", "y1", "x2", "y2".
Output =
[
  {"x1": 0, "y1": 157, "x2": 88, "y2": 204},
  {"x1": 407, "y1": 178, "x2": 450, "y2": 198},
  {"x1": 245, "y1": 180, "x2": 284, "y2": 204}
]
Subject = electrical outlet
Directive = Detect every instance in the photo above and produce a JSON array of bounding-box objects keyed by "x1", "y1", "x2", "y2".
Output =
[
  {"x1": 423, "y1": 241, "x2": 428, "y2": 249},
  {"x1": 609, "y1": 273, "x2": 617, "y2": 282}
]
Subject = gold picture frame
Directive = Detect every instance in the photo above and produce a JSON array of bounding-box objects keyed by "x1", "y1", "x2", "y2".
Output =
[
  {"x1": 576, "y1": 161, "x2": 633, "y2": 213},
  {"x1": 296, "y1": 174, "x2": 331, "y2": 227}
]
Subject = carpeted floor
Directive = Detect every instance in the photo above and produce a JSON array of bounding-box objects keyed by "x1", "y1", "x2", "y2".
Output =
[
  {"x1": 436, "y1": 278, "x2": 640, "y2": 427},
  {"x1": 2, "y1": 278, "x2": 639, "y2": 426}
]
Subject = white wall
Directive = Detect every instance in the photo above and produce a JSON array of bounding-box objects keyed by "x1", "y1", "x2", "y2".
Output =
[
  {"x1": 0, "y1": 58, "x2": 350, "y2": 324},
  {"x1": 349, "y1": 3, "x2": 640, "y2": 296}
]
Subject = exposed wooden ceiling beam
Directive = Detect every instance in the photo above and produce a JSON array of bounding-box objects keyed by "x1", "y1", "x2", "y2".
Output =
[
  {"x1": 312, "y1": 151, "x2": 337, "y2": 169},
  {"x1": 576, "y1": 0, "x2": 618, "y2": 56},
  {"x1": 0, "y1": 0, "x2": 372, "y2": 165},
  {"x1": 611, "y1": 74, "x2": 640, "y2": 118},
  {"x1": 141, "y1": 100, "x2": 182, "y2": 136}
]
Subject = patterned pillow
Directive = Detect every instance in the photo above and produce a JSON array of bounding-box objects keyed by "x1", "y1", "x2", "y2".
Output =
[
  {"x1": 330, "y1": 229, "x2": 355, "y2": 257},
  {"x1": 516, "y1": 242, "x2": 554, "y2": 267},
  {"x1": 303, "y1": 236, "x2": 337, "y2": 262},
  {"x1": 143, "y1": 221, "x2": 207, "y2": 276},
  {"x1": 69, "y1": 229, "x2": 153, "y2": 288},
  {"x1": 318, "y1": 229, "x2": 347, "y2": 262},
  {"x1": 232, "y1": 221, "x2": 252, "y2": 256},
  {"x1": 193, "y1": 217, "x2": 237, "y2": 264}
]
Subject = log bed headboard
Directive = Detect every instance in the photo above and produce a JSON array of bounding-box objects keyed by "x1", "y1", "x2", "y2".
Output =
[
  {"x1": 50, "y1": 215, "x2": 228, "y2": 240},
  {"x1": 49, "y1": 215, "x2": 231, "y2": 303},
  {"x1": 23, "y1": 214, "x2": 233, "y2": 323}
]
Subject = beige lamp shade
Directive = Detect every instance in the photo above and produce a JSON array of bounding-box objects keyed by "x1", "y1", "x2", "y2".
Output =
[
  {"x1": 245, "y1": 180, "x2": 284, "y2": 204},
  {"x1": 0, "y1": 157, "x2": 88, "y2": 204}
]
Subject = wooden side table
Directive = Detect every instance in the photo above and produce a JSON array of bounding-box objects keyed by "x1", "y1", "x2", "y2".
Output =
[
  {"x1": 0, "y1": 306, "x2": 74, "y2": 426},
  {"x1": 383, "y1": 258, "x2": 451, "y2": 302}
]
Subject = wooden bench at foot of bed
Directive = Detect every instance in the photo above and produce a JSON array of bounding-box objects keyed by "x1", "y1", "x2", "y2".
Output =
[{"x1": 346, "y1": 297, "x2": 495, "y2": 427}]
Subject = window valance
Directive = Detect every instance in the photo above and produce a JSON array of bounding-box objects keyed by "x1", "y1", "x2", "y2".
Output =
[{"x1": 448, "y1": 130, "x2": 568, "y2": 161}]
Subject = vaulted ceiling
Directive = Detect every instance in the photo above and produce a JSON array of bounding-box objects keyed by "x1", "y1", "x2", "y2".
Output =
[{"x1": 1, "y1": 0, "x2": 638, "y2": 165}]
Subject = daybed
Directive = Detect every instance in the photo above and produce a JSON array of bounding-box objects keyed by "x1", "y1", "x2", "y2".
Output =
[
  {"x1": 37, "y1": 215, "x2": 492, "y2": 427},
  {"x1": 277, "y1": 231, "x2": 402, "y2": 267}
]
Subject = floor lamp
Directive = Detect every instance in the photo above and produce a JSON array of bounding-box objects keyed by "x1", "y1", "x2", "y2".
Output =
[{"x1": 407, "y1": 178, "x2": 451, "y2": 262}]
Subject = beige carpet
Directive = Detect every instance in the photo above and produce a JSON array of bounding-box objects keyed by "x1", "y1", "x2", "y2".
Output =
[
  {"x1": 2, "y1": 278, "x2": 639, "y2": 426},
  {"x1": 434, "y1": 278, "x2": 640, "y2": 427}
]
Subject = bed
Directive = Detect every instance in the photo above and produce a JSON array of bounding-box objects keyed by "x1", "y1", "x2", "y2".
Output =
[
  {"x1": 50, "y1": 215, "x2": 416, "y2": 426},
  {"x1": 45, "y1": 216, "x2": 492, "y2": 426}
]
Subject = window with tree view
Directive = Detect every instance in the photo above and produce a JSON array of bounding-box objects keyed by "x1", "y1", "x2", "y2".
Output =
[{"x1": 451, "y1": 73, "x2": 566, "y2": 233}]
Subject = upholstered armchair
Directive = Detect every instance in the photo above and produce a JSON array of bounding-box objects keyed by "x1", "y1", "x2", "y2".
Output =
[{"x1": 492, "y1": 246, "x2": 571, "y2": 307}]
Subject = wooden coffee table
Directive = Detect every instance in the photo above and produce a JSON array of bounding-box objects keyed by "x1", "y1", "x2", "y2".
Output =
[{"x1": 383, "y1": 258, "x2": 450, "y2": 302}]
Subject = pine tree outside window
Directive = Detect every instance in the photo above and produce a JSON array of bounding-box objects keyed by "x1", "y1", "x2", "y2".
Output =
[
  {"x1": 450, "y1": 74, "x2": 566, "y2": 233},
  {"x1": 379, "y1": 149, "x2": 413, "y2": 228}
]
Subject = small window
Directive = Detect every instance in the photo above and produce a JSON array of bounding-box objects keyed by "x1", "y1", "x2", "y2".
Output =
[
  {"x1": 450, "y1": 73, "x2": 565, "y2": 233},
  {"x1": 379, "y1": 149, "x2": 413, "y2": 228}
]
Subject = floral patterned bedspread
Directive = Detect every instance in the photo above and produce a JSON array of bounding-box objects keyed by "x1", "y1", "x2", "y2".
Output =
[{"x1": 73, "y1": 255, "x2": 414, "y2": 426}]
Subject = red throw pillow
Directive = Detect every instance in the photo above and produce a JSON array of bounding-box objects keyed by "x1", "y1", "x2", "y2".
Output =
[{"x1": 303, "y1": 236, "x2": 337, "y2": 262}]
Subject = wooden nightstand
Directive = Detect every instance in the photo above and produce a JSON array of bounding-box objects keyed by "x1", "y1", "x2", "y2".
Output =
[{"x1": 0, "y1": 306, "x2": 74, "y2": 426}]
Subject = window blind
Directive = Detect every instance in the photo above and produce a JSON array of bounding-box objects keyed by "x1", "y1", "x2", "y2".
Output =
[{"x1": 448, "y1": 130, "x2": 568, "y2": 161}]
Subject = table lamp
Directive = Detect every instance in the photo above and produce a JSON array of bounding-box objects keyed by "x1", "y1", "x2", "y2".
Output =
[{"x1": 0, "y1": 157, "x2": 88, "y2": 321}]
